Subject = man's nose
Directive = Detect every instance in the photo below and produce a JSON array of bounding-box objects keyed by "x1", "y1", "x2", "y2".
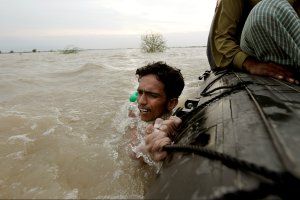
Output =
[{"x1": 138, "y1": 93, "x2": 147, "y2": 105}]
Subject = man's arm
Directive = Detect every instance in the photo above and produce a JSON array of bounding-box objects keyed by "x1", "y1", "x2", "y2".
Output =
[
  {"x1": 210, "y1": 0, "x2": 248, "y2": 69},
  {"x1": 243, "y1": 57, "x2": 299, "y2": 84}
]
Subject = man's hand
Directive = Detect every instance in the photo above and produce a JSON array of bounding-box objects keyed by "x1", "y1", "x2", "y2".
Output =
[
  {"x1": 145, "y1": 116, "x2": 182, "y2": 161},
  {"x1": 243, "y1": 57, "x2": 299, "y2": 84}
]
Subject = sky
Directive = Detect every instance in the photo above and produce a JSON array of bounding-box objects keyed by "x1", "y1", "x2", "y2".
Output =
[{"x1": 0, "y1": 0, "x2": 216, "y2": 52}]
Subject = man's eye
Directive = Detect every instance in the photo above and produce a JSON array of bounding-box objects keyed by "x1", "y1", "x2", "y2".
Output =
[{"x1": 149, "y1": 93, "x2": 159, "y2": 98}]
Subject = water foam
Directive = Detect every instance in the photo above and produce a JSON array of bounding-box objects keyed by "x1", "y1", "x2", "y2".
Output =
[{"x1": 8, "y1": 134, "x2": 35, "y2": 144}]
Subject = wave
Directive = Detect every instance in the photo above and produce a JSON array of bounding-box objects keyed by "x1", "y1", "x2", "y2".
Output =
[
  {"x1": 49, "y1": 63, "x2": 106, "y2": 77},
  {"x1": 8, "y1": 134, "x2": 35, "y2": 144}
]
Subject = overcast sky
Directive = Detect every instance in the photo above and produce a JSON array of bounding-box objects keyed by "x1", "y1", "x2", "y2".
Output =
[{"x1": 0, "y1": 0, "x2": 216, "y2": 51}]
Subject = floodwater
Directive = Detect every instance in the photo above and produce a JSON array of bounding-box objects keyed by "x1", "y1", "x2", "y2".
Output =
[{"x1": 0, "y1": 47, "x2": 209, "y2": 199}]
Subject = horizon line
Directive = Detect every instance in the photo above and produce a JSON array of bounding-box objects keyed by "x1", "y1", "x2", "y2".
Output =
[{"x1": 0, "y1": 45, "x2": 207, "y2": 54}]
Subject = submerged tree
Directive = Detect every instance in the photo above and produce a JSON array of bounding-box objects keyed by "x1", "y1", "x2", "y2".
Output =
[
  {"x1": 60, "y1": 45, "x2": 80, "y2": 54},
  {"x1": 141, "y1": 33, "x2": 167, "y2": 53}
]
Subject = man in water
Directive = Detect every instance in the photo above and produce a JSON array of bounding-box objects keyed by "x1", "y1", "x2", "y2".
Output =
[
  {"x1": 128, "y1": 61, "x2": 184, "y2": 163},
  {"x1": 136, "y1": 62, "x2": 184, "y2": 122}
]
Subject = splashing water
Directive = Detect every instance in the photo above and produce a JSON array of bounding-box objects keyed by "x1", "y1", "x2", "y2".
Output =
[{"x1": 0, "y1": 47, "x2": 209, "y2": 198}]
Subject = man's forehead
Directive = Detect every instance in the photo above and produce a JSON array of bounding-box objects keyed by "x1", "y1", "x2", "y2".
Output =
[
  {"x1": 137, "y1": 85, "x2": 164, "y2": 96},
  {"x1": 138, "y1": 74, "x2": 165, "y2": 93}
]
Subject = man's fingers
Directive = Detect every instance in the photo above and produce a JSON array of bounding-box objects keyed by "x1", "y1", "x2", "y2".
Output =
[
  {"x1": 152, "y1": 137, "x2": 171, "y2": 152},
  {"x1": 266, "y1": 62, "x2": 297, "y2": 83},
  {"x1": 286, "y1": 77, "x2": 297, "y2": 84},
  {"x1": 145, "y1": 129, "x2": 167, "y2": 146},
  {"x1": 145, "y1": 134, "x2": 154, "y2": 146},
  {"x1": 154, "y1": 118, "x2": 164, "y2": 129},
  {"x1": 145, "y1": 124, "x2": 154, "y2": 135},
  {"x1": 272, "y1": 73, "x2": 296, "y2": 84},
  {"x1": 150, "y1": 138, "x2": 171, "y2": 161},
  {"x1": 158, "y1": 116, "x2": 182, "y2": 137},
  {"x1": 170, "y1": 116, "x2": 182, "y2": 125},
  {"x1": 145, "y1": 134, "x2": 170, "y2": 152},
  {"x1": 153, "y1": 152, "x2": 168, "y2": 162}
]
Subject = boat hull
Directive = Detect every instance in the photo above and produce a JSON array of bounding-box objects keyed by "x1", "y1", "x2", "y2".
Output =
[{"x1": 145, "y1": 71, "x2": 300, "y2": 199}]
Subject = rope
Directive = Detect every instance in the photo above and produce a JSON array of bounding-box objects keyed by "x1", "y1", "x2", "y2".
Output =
[
  {"x1": 201, "y1": 81, "x2": 253, "y2": 96},
  {"x1": 200, "y1": 70, "x2": 231, "y2": 95}
]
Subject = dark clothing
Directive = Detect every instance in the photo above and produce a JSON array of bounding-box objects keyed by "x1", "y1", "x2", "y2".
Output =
[{"x1": 207, "y1": 0, "x2": 299, "y2": 70}]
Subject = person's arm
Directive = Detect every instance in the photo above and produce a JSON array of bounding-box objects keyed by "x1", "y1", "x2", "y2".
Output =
[
  {"x1": 145, "y1": 116, "x2": 182, "y2": 161},
  {"x1": 243, "y1": 57, "x2": 299, "y2": 84},
  {"x1": 210, "y1": 0, "x2": 248, "y2": 69}
]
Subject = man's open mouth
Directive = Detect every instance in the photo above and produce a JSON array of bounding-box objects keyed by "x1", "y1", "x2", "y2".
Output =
[{"x1": 139, "y1": 108, "x2": 149, "y2": 113}]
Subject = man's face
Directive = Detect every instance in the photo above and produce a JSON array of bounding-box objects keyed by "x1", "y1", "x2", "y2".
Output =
[{"x1": 137, "y1": 74, "x2": 168, "y2": 122}]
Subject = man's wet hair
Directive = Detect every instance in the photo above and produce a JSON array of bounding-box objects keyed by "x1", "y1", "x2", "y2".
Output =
[{"x1": 136, "y1": 61, "x2": 185, "y2": 99}]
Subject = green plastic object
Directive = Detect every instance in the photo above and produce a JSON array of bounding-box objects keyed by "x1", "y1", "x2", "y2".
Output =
[{"x1": 129, "y1": 91, "x2": 138, "y2": 102}]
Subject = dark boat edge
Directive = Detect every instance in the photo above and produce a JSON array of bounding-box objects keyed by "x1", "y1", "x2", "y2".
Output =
[{"x1": 145, "y1": 70, "x2": 300, "y2": 200}]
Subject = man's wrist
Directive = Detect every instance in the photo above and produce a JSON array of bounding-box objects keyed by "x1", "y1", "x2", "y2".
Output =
[{"x1": 242, "y1": 57, "x2": 258, "y2": 72}]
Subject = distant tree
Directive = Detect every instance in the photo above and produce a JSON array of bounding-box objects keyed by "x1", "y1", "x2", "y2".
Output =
[
  {"x1": 0, "y1": 50, "x2": 1, "y2": 54},
  {"x1": 32, "y1": 49, "x2": 37, "y2": 53},
  {"x1": 141, "y1": 33, "x2": 167, "y2": 53},
  {"x1": 60, "y1": 45, "x2": 80, "y2": 54},
  {"x1": 9, "y1": 50, "x2": 14, "y2": 53}
]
